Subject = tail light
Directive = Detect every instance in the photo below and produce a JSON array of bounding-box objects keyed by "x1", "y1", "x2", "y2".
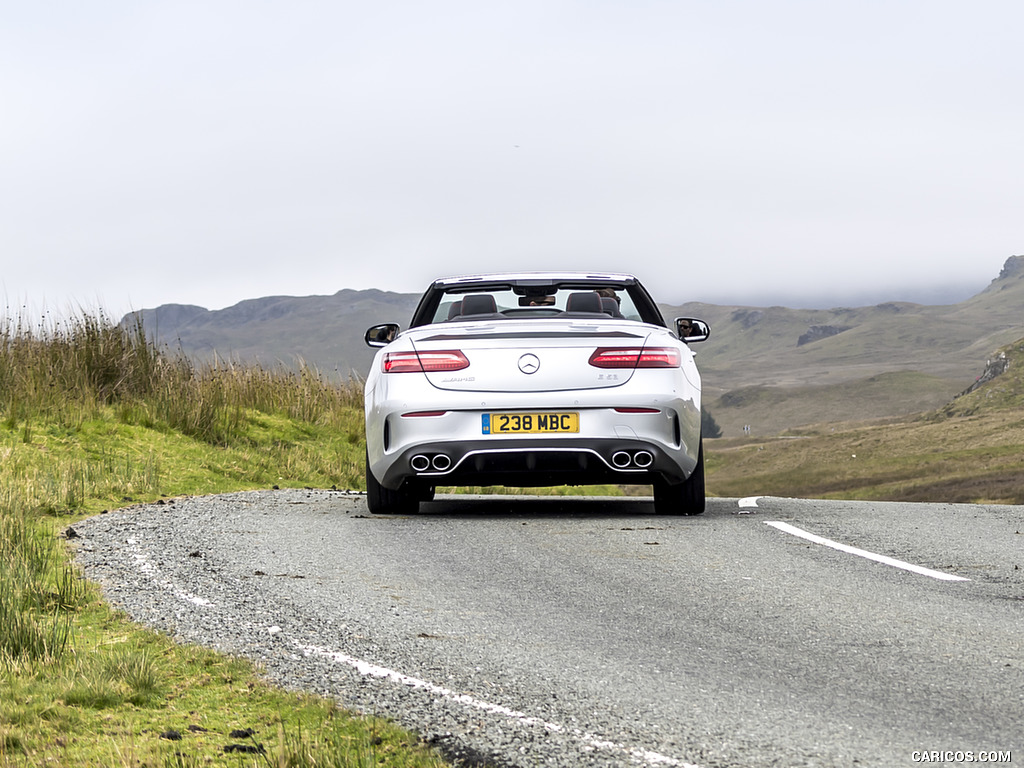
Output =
[
  {"x1": 589, "y1": 347, "x2": 681, "y2": 368},
  {"x1": 382, "y1": 350, "x2": 470, "y2": 373}
]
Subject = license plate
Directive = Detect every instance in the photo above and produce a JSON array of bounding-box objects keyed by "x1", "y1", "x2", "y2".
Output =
[{"x1": 482, "y1": 412, "x2": 579, "y2": 434}]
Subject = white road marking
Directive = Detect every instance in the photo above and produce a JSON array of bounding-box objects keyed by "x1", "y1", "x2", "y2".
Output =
[
  {"x1": 129, "y1": 541, "x2": 215, "y2": 606},
  {"x1": 125, "y1": 538, "x2": 701, "y2": 765},
  {"x1": 765, "y1": 521, "x2": 970, "y2": 582},
  {"x1": 125, "y1": 548, "x2": 698, "y2": 764},
  {"x1": 738, "y1": 496, "x2": 762, "y2": 511},
  {"x1": 296, "y1": 641, "x2": 704, "y2": 768}
]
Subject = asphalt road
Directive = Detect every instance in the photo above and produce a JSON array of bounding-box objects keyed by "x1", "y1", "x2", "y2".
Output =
[{"x1": 75, "y1": 491, "x2": 1024, "y2": 767}]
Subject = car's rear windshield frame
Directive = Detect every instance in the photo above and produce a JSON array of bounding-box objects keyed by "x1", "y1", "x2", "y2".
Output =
[{"x1": 409, "y1": 277, "x2": 666, "y2": 328}]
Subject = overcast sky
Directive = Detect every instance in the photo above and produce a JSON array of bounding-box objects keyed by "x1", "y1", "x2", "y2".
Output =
[{"x1": 2, "y1": 1, "x2": 1022, "y2": 318}]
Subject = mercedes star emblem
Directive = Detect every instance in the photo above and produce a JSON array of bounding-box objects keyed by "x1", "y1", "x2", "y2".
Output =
[{"x1": 518, "y1": 353, "x2": 541, "y2": 374}]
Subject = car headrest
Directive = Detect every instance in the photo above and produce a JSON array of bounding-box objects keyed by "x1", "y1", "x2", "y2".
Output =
[
  {"x1": 566, "y1": 292, "x2": 603, "y2": 313},
  {"x1": 600, "y1": 297, "x2": 622, "y2": 317},
  {"x1": 460, "y1": 294, "x2": 497, "y2": 315}
]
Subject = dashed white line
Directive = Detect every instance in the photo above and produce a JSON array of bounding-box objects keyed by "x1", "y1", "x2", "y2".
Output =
[
  {"x1": 765, "y1": 521, "x2": 969, "y2": 582},
  {"x1": 129, "y1": 543, "x2": 216, "y2": 606},
  {"x1": 296, "y1": 641, "x2": 704, "y2": 768}
]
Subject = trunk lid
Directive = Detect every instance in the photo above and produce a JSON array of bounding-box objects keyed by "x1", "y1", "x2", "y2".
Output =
[{"x1": 406, "y1": 319, "x2": 655, "y2": 392}]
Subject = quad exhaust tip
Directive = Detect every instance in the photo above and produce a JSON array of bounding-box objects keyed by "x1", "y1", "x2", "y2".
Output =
[
  {"x1": 611, "y1": 450, "x2": 654, "y2": 469},
  {"x1": 411, "y1": 454, "x2": 452, "y2": 472}
]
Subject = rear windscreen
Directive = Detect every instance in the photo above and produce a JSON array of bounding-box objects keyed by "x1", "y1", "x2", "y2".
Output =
[{"x1": 431, "y1": 287, "x2": 643, "y2": 324}]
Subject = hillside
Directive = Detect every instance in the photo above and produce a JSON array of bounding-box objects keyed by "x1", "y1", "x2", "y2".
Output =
[
  {"x1": 706, "y1": 333, "x2": 1024, "y2": 505},
  {"x1": 668, "y1": 256, "x2": 1024, "y2": 434},
  {"x1": 130, "y1": 289, "x2": 419, "y2": 379},
  {"x1": 125, "y1": 257, "x2": 1024, "y2": 436}
]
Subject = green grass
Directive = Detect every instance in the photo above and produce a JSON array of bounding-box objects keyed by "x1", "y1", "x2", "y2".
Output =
[
  {"x1": 2, "y1": 605, "x2": 447, "y2": 767},
  {"x1": 0, "y1": 311, "x2": 448, "y2": 767}
]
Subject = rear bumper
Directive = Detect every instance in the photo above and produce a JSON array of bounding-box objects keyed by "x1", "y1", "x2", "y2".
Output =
[
  {"x1": 365, "y1": 363, "x2": 702, "y2": 491},
  {"x1": 379, "y1": 436, "x2": 698, "y2": 489}
]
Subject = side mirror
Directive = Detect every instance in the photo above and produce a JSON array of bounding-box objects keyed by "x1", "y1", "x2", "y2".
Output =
[
  {"x1": 365, "y1": 323, "x2": 401, "y2": 348},
  {"x1": 675, "y1": 317, "x2": 710, "y2": 343}
]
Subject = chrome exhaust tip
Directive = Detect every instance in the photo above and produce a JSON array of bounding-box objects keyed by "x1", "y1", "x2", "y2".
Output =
[
  {"x1": 431, "y1": 454, "x2": 452, "y2": 471},
  {"x1": 410, "y1": 454, "x2": 431, "y2": 472},
  {"x1": 611, "y1": 451, "x2": 632, "y2": 469},
  {"x1": 633, "y1": 450, "x2": 654, "y2": 468}
]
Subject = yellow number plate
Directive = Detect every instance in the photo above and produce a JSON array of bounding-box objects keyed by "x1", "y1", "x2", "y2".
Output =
[{"x1": 483, "y1": 412, "x2": 579, "y2": 434}]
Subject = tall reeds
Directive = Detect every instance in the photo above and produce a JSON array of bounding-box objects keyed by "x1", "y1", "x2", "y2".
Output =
[
  {"x1": 0, "y1": 309, "x2": 362, "y2": 446},
  {"x1": 0, "y1": 308, "x2": 363, "y2": 667}
]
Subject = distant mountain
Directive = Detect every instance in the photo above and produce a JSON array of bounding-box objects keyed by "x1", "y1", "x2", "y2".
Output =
[
  {"x1": 663, "y1": 256, "x2": 1024, "y2": 433},
  {"x1": 124, "y1": 257, "x2": 1024, "y2": 436},
  {"x1": 128, "y1": 289, "x2": 420, "y2": 379}
]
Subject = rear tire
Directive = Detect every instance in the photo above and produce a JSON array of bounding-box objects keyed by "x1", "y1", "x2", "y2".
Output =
[
  {"x1": 365, "y1": 449, "x2": 419, "y2": 515},
  {"x1": 653, "y1": 440, "x2": 705, "y2": 516}
]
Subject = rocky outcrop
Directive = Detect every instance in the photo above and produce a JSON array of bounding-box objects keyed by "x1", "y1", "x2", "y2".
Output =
[
  {"x1": 731, "y1": 309, "x2": 764, "y2": 329},
  {"x1": 959, "y1": 352, "x2": 1010, "y2": 396},
  {"x1": 797, "y1": 325, "x2": 852, "y2": 347},
  {"x1": 997, "y1": 255, "x2": 1024, "y2": 280}
]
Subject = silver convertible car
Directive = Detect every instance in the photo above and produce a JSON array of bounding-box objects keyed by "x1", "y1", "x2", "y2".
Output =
[{"x1": 363, "y1": 272, "x2": 710, "y2": 515}]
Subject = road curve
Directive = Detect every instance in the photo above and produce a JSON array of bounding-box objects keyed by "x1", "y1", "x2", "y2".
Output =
[{"x1": 74, "y1": 490, "x2": 1024, "y2": 768}]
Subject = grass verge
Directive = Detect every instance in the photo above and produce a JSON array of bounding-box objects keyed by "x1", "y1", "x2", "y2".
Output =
[{"x1": 0, "y1": 311, "x2": 448, "y2": 767}]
